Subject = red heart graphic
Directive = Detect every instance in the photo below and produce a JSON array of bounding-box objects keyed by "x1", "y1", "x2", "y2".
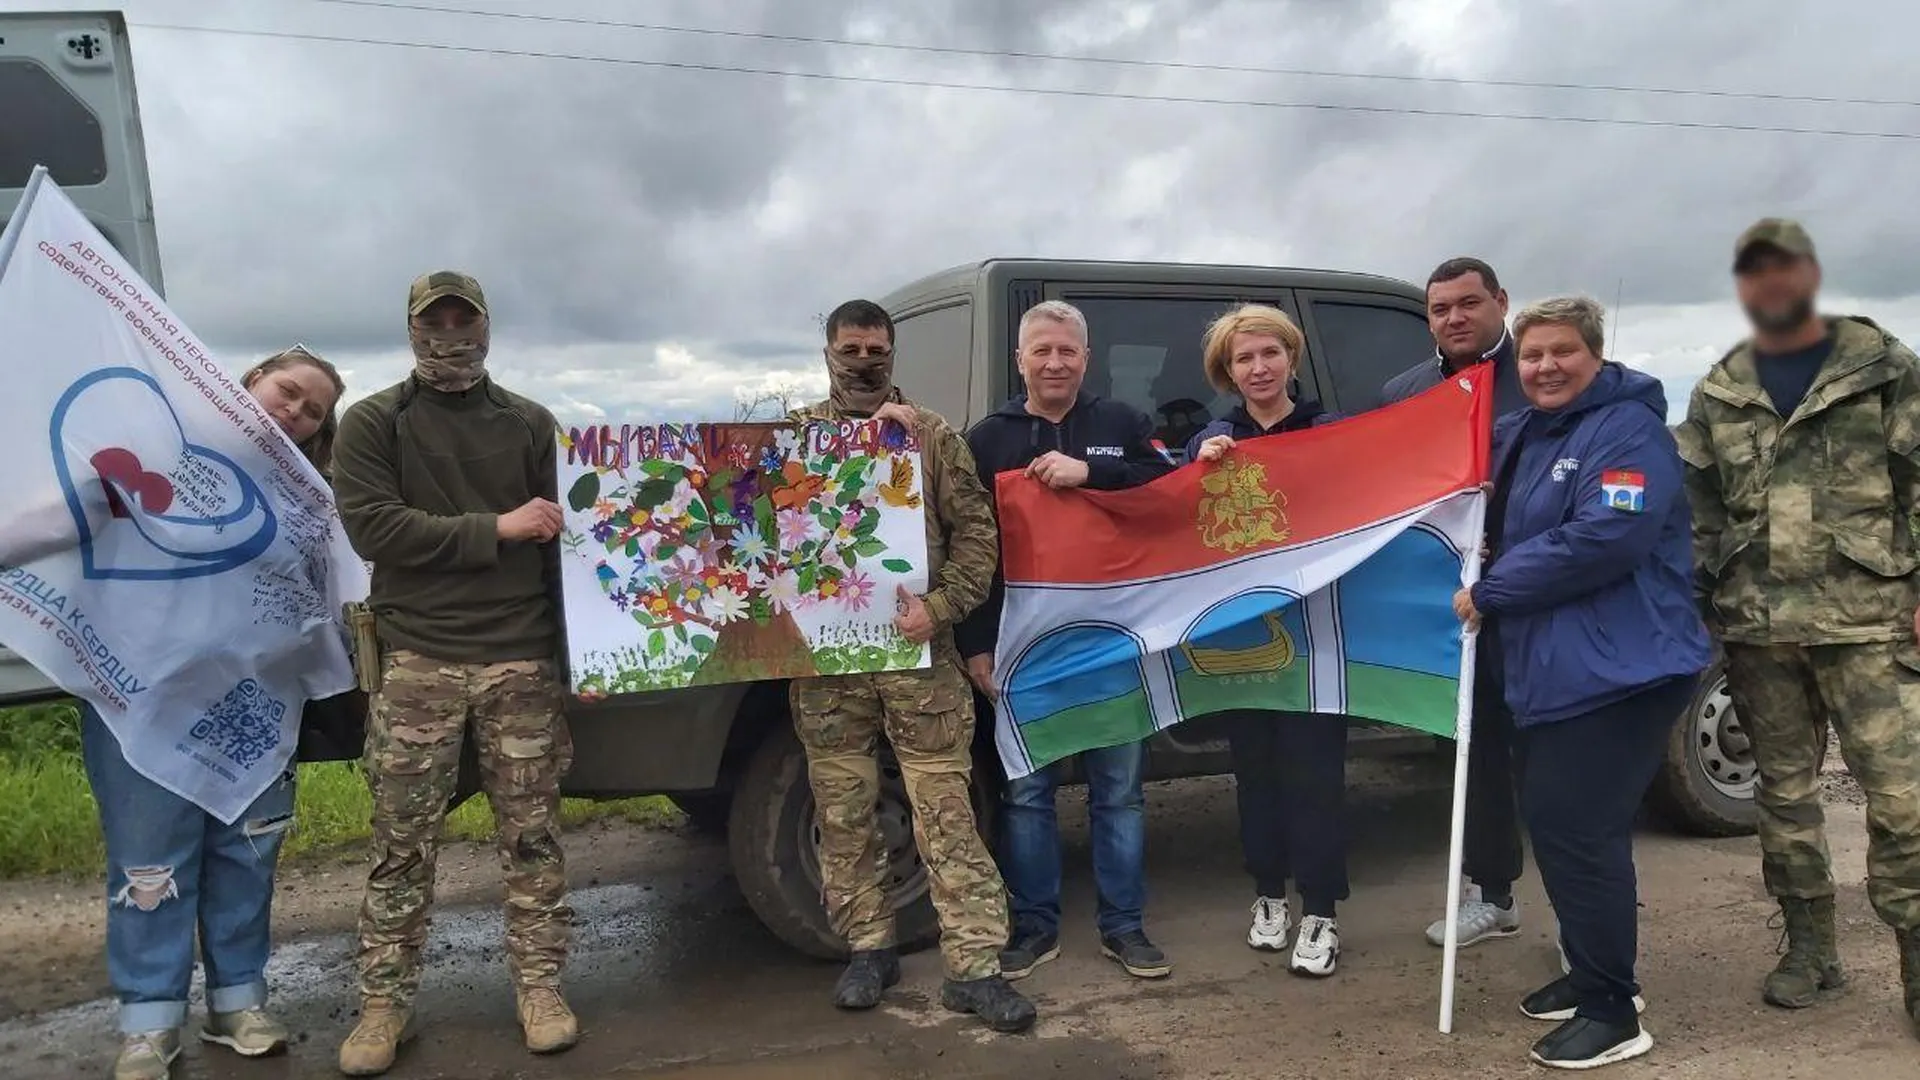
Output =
[{"x1": 91, "y1": 447, "x2": 176, "y2": 517}]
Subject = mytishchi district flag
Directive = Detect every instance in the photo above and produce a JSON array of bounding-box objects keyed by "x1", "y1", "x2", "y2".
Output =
[
  {"x1": 0, "y1": 170, "x2": 368, "y2": 823},
  {"x1": 990, "y1": 366, "x2": 1492, "y2": 779}
]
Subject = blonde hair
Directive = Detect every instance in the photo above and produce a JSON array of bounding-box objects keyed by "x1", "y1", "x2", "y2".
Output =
[
  {"x1": 1201, "y1": 304, "x2": 1305, "y2": 394},
  {"x1": 241, "y1": 345, "x2": 346, "y2": 475},
  {"x1": 1513, "y1": 296, "x2": 1607, "y2": 359}
]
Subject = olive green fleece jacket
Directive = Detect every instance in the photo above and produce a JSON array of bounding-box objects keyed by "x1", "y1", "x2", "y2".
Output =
[{"x1": 332, "y1": 376, "x2": 561, "y2": 664}]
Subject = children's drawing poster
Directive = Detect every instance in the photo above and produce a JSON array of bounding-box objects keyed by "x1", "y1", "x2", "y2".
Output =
[{"x1": 556, "y1": 420, "x2": 933, "y2": 695}]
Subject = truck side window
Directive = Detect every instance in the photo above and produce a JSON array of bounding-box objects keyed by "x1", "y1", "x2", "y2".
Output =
[
  {"x1": 891, "y1": 301, "x2": 972, "y2": 423},
  {"x1": 1055, "y1": 296, "x2": 1244, "y2": 457},
  {"x1": 1308, "y1": 300, "x2": 1433, "y2": 413}
]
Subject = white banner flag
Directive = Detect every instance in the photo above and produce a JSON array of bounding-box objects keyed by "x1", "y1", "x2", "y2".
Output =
[{"x1": 0, "y1": 168, "x2": 368, "y2": 823}]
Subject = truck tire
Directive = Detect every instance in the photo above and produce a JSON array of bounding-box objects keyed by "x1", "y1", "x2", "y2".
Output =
[
  {"x1": 668, "y1": 793, "x2": 731, "y2": 834},
  {"x1": 1647, "y1": 660, "x2": 1759, "y2": 837},
  {"x1": 727, "y1": 726, "x2": 941, "y2": 961}
]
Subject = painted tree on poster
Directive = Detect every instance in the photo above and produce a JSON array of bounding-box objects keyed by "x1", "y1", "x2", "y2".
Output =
[{"x1": 561, "y1": 421, "x2": 926, "y2": 694}]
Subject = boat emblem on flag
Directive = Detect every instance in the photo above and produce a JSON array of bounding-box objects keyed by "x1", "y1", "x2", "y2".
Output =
[{"x1": 1601, "y1": 469, "x2": 1646, "y2": 512}]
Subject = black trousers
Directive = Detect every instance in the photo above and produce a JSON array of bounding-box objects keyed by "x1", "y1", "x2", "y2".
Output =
[
  {"x1": 1519, "y1": 676, "x2": 1697, "y2": 1023},
  {"x1": 1227, "y1": 709, "x2": 1350, "y2": 916},
  {"x1": 1463, "y1": 663, "x2": 1525, "y2": 893}
]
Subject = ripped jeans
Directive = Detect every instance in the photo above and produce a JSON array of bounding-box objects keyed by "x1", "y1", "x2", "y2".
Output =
[{"x1": 80, "y1": 704, "x2": 294, "y2": 1034}]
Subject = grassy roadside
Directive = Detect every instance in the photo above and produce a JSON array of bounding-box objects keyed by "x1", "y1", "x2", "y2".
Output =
[{"x1": 0, "y1": 702, "x2": 681, "y2": 880}]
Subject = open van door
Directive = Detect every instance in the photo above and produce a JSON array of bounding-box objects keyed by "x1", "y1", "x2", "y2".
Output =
[{"x1": 0, "y1": 11, "x2": 162, "y2": 706}]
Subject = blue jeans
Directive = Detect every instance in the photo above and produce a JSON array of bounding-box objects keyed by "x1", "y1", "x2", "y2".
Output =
[
  {"x1": 80, "y1": 704, "x2": 294, "y2": 1034},
  {"x1": 1000, "y1": 741, "x2": 1147, "y2": 940}
]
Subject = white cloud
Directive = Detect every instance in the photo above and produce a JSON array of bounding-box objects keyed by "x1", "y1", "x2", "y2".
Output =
[{"x1": 18, "y1": 0, "x2": 1920, "y2": 432}]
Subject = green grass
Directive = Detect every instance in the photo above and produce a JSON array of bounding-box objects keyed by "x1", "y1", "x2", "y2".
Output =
[{"x1": 0, "y1": 702, "x2": 680, "y2": 880}]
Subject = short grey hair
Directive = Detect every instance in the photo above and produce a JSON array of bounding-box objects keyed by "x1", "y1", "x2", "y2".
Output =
[
  {"x1": 1513, "y1": 296, "x2": 1607, "y2": 358},
  {"x1": 1017, "y1": 299, "x2": 1089, "y2": 346}
]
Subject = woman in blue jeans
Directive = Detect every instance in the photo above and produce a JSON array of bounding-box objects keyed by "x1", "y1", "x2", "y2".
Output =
[
  {"x1": 1185, "y1": 304, "x2": 1349, "y2": 977},
  {"x1": 1454, "y1": 299, "x2": 1710, "y2": 1071},
  {"x1": 86, "y1": 346, "x2": 345, "y2": 1080}
]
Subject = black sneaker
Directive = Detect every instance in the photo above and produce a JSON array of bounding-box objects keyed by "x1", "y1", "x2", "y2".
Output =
[
  {"x1": 999, "y1": 928, "x2": 1060, "y2": 982},
  {"x1": 1100, "y1": 930, "x2": 1172, "y2": 979},
  {"x1": 831, "y1": 949, "x2": 900, "y2": 1010},
  {"x1": 941, "y1": 975, "x2": 1038, "y2": 1034},
  {"x1": 1520, "y1": 977, "x2": 1647, "y2": 1022},
  {"x1": 1529, "y1": 1016, "x2": 1653, "y2": 1070}
]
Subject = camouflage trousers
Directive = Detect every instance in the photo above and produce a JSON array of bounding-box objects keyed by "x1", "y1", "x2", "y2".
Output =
[
  {"x1": 355, "y1": 649, "x2": 575, "y2": 1005},
  {"x1": 791, "y1": 643, "x2": 1007, "y2": 980},
  {"x1": 1724, "y1": 642, "x2": 1920, "y2": 931}
]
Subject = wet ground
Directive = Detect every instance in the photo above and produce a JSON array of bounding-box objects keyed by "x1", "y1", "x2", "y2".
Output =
[{"x1": 0, "y1": 758, "x2": 1911, "y2": 1079}]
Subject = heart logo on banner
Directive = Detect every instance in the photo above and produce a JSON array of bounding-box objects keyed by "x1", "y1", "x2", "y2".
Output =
[{"x1": 50, "y1": 366, "x2": 278, "y2": 581}]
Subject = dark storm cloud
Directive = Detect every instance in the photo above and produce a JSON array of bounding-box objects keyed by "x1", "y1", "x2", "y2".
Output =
[{"x1": 21, "y1": 0, "x2": 1920, "y2": 422}]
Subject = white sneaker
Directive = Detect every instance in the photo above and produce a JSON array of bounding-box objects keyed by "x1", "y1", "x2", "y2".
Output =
[
  {"x1": 1289, "y1": 915, "x2": 1339, "y2": 977},
  {"x1": 1248, "y1": 896, "x2": 1291, "y2": 951},
  {"x1": 1424, "y1": 884, "x2": 1521, "y2": 947}
]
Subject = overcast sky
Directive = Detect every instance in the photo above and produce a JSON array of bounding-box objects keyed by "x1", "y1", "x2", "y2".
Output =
[{"x1": 10, "y1": 0, "x2": 1920, "y2": 423}]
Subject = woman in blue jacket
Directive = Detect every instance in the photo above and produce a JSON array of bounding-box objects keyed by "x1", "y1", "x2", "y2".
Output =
[
  {"x1": 1453, "y1": 297, "x2": 1711, "y2": 1071},
  {"x1": 1185, "y1": 304, "x2": 1349, "y2": 978}
]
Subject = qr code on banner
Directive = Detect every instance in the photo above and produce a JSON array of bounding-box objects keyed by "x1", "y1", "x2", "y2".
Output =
[{"x1": 188, "y1": 679, "x2": 287, "y2": 770}]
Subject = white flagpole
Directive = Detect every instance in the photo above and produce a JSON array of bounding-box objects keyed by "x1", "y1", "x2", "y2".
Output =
[{"x1": 1439, "y1": 486, "x2": 1488, "y2": 1035}]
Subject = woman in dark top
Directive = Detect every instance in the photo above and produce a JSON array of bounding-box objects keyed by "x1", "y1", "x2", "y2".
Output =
[
  {"x1": 1183, "y1": 304, "x2": 1348, "y2": 978},
  {"x1": 1455, "y1": 297, "x2": 1710, "y2": 1070}
]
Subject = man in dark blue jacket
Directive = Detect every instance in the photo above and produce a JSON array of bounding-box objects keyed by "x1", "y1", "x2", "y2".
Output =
[
  {"x1": 1382, "y1": 257, "x2": 1531, "y2": 955},
  {"x1": 958, "y1": 299, "x2": 1176, "y2": 984}
]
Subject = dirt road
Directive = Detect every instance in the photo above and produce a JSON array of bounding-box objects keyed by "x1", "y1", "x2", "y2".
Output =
[{"x1": 0, "y1": 759, "x2": 1910, "y2": 1078}]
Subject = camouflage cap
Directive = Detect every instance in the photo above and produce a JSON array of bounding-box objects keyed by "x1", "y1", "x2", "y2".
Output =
[
  {"x1": 1733, "y1": 218, "x2": 1816, "y2": 271},
  {"x1": 406, "y1": 270, "x2": 487, "y2": 317}
]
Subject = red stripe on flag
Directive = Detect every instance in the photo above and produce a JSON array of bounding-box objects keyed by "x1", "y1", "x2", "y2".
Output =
[{"x1": 996, "y1": 363, "x2": 1493, "y2": 585}]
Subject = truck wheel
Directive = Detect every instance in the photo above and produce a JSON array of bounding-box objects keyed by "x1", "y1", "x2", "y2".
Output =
[
  {"x1": 727, "y1": 726, "x2": 940, "y2": 960},
  {"x1": 1647, "y1": 661, "x2": 1758, "y2": 837},
  {"x1": 668, "y1": 793, "x2": 731, "y2": 834}
]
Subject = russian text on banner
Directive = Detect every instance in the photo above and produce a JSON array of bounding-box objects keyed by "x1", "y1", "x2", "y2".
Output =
[
  {"x1": 0, "y1": 168, "x2": 367, "y2": 824},
  {"x1": 990, "y1": 366, "x2": 1492, "y2": 779},
  {"x1": 555, "y1": 419, "x2": 933, "y2": 694}
]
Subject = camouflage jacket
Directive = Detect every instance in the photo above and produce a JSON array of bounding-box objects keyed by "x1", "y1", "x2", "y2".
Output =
[
  {"x1": 1675, "y1": 316, "x2": 1920, "y2": 645},
  {"x1": 790, "y1": 390, "x2": 999, "y2": 631}
]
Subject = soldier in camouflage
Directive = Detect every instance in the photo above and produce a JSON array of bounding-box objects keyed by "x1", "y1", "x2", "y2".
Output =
[
  {"x1": 786, "y1": 298, "x2": 1037, "y2": 1034},
  {"x1": 1677, "y1": 220, "x2": 1920, "y2": 1035},
  {"x1": 330, "y1": 272, "x2": 580, "y2": 1074}
]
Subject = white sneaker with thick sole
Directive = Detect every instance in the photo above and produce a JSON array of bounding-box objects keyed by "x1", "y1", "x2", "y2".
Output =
[
  {"x1": 1289, "y1": 915, "x2": 1339, "y2": 977},
  {"x1": 1248, "y1": 896, "x2": 1291, "y2": 951},
  {"x1": 1424, "y1": 884, "x2": 1521, "y2": 947}
]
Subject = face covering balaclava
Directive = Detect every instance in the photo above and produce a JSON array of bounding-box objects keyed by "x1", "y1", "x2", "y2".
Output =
[
  {"x1": 825, "y1": 344, "x2": 894, "y2": 416},
  {"x1": 410, "y1": 310, "x2": 490, "y2": 393}
]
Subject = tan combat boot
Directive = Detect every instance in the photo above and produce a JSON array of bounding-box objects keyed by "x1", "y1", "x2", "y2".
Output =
[
  {"x1": 516, "y1": 986, "x2": 579, "y2": 1055},
  {"x1": 1899, "y1": 928, "x2": 1920, "y2": 1035},
  {"x1": 337, "y1": 998, "x2": 411, "y2": 1076},
  {"x1": 1763, "y1": 896, "x2": 1846, "y2": 1008}
]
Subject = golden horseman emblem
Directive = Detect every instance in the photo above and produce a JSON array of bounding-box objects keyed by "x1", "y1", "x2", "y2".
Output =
[{"x1": 1198, "y1": 458, "x2": 1290, "y2": 552}]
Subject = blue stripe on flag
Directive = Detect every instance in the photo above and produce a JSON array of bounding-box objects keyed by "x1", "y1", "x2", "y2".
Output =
[
  {"x1": 1335, "y1": 528, "x2": 1464, "y2": 680},
  {"x1": 1004, "y1": 622, "x2": 1149, "y2": 726}
]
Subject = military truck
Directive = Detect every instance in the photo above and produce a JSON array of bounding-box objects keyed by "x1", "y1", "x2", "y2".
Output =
[{"x1": 1, "y1": 11, "x2": 1755, "y2": 963}]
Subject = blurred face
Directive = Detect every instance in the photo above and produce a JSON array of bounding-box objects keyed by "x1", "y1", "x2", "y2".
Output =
[
  {"x1": 1227, "y1": 332, "x2": 1294, "y2": 410},
  {"x1": 1426, "y1": 271, "x2": 1510, "y2": 363},
  {"x1": 248, "y1": 362, "x2": 338, "y2": 444},
  {"x1": 1735, "y1": 250, "x2": 1821, "y2": 336},
  {"x1": 1017, "y1": 317, "x2": 1088, "y2": 411},
  {"x1": 1517, "y1": 322, "x2": 1603, "y2": 411}
]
